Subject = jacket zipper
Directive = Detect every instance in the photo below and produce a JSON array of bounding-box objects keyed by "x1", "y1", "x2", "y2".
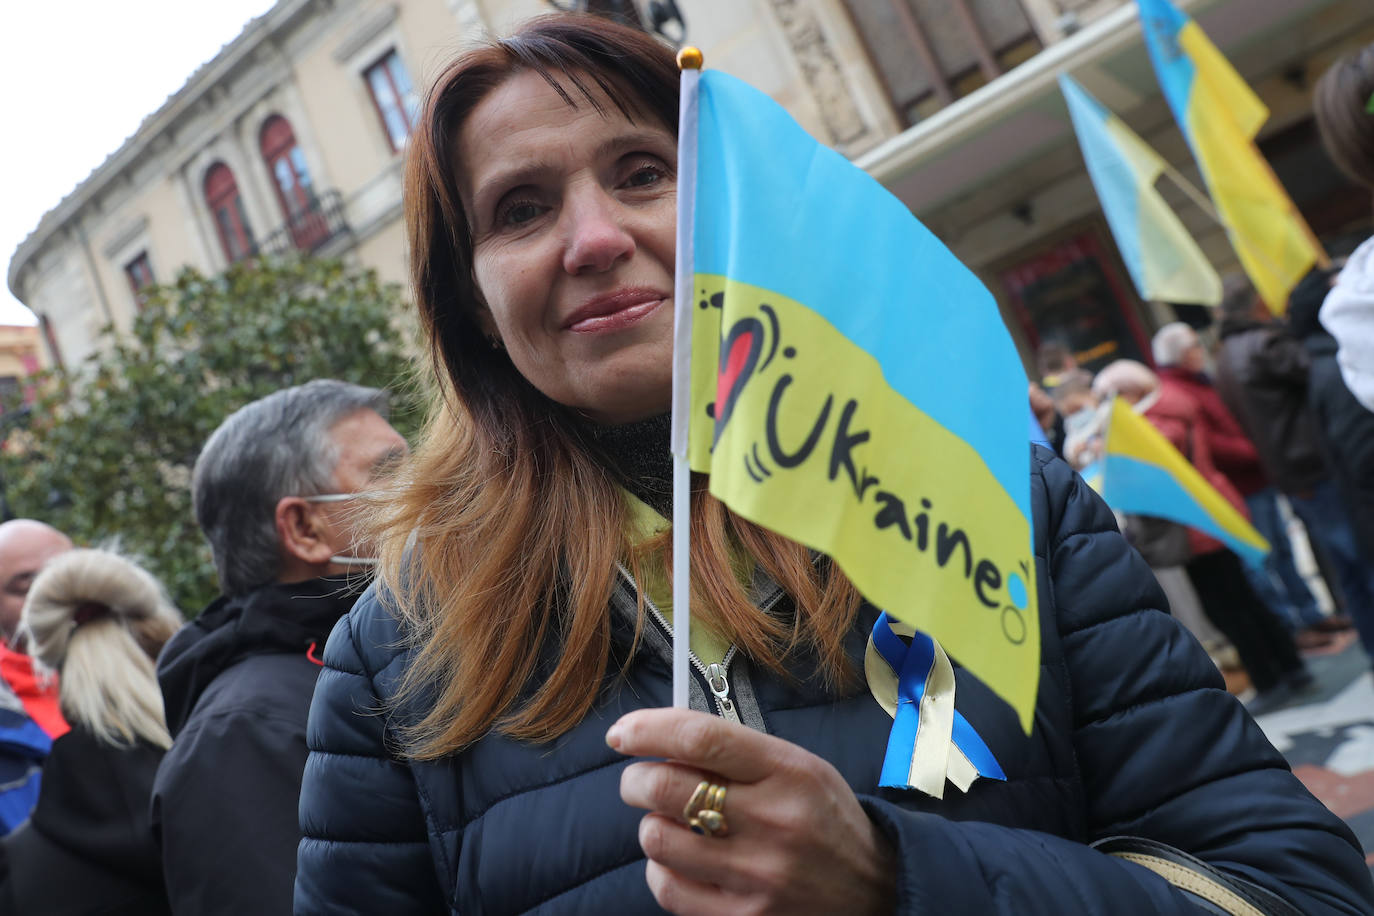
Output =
[
  {"x1": 617, "y1": 563, "x2": 741, "y2": 724},
  {"x1": 703, "y1": 662, "x2": 740, "y2": 724}
]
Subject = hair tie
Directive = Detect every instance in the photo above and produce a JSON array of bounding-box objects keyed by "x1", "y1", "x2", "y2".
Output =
[{"x1": 72, "y1": 602, "x2": 111, "y2": 627}]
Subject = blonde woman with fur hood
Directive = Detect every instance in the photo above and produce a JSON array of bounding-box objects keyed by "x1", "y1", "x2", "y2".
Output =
[{"x1": 0, "y1": 549, "x2": 181, "y2": 915}]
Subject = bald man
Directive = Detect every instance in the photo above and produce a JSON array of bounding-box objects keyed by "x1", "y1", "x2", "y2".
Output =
[
  {"x1": 0, "y1": 520, "x2": 70, "y2": 739},
  {"x1": 0, "y1": 520, "x2": 73, "y2": 644}
]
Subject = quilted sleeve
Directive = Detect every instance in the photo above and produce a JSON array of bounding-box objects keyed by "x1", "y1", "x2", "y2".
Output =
[
  {"x1": 859, "y1": 450, "x2": 1374, "y2": 915},
  {"x1": 294, "y1": 594, "x2": 446, "y2": 914}
]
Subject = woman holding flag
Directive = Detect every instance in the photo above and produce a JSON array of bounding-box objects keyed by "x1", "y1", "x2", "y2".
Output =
[{"x1": 295, "y1": 14, "x2": 1372, "y2": 915}]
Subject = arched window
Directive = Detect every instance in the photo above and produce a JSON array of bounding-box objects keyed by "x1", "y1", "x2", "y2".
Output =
[
  {"x1": 204, "y1": 163, "x2": 255, "y2": 263},
  {"x1": 259, "y1": 115, "x2": 328, "y2": 251}
]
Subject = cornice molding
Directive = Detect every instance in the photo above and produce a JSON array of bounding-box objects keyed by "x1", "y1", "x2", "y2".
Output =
[{"x1": 332, "y1": 4, "x2": 399, "y2": 63}]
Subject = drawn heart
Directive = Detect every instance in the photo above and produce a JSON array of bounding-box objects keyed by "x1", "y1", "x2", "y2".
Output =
[{"x1": 713, "y1": 317, "x2": 764, "y2": 446}]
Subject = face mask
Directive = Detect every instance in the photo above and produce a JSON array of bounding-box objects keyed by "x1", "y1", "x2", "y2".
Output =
[
  {"x1": 1063, "y1": 407, "x2": 1099, "y2": 437},
  {"x1": 301, "y1": 492, "x2": 379, "y2": 567}
]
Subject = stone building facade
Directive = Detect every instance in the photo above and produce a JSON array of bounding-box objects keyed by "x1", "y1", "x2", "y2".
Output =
[{"x1": 9, "y1": 0, "x2": 1374, "y2": 373}]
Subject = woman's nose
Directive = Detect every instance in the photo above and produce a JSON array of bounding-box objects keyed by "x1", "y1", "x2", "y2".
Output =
[{"x1": 562, "y1": 188, "x2": 635, "y2": 275}]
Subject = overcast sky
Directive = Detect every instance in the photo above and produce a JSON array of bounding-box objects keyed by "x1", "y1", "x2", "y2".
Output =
[{"x1": 0, "y1": 0, "x2": 279, "y2": 326}]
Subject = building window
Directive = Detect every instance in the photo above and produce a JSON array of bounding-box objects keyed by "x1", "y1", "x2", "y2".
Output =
[
  {"x1": 124, "y1": 251, "x2": 155, "y2": 308},
  {"x1": 259, "y1": 115, "x2": 331, "y2": 251},
  {"x1": 261, "y1": 115, "x2": 315, "y2": 218},
  {"x1": 204, "y1": 162, "x2": 255, "y2": 263},
  {"x1": 365, "y1": 50, "x2": 419, "y2": 152}
]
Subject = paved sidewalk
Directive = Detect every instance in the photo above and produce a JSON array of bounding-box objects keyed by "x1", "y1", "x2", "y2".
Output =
[{"x1": 1252, "y1": 633, "x2": 1374, "y2": 877}]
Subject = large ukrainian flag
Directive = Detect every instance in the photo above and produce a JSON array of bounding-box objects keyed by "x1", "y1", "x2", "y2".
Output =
[
  {"x1": 1083, "y1": 399, "x2": 1268, "y2": 565},
  {"x1": 1059, "y1": 74, "x2": 1221, "y2": 306},
  {"x1": 678, "y1": 70, "x2": 1039, "y2": 731},
  {"x1": 1137, "y1": 0, "x2": 1326, "y2": 313}
]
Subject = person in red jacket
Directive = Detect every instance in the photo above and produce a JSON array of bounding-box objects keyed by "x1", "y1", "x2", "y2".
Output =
[
  {"x1": 1095, "y1": 360, "x2": 1312, "y2": 713},
  {"x1": 0, "y1": 520, "x2": 69, "y2": 739},
  {"x1": 1152, "y1": 324, "x2": 1266, "y2": 492},
  {"x1": 1152, "y1": 323, "x2": 1338, "y2": 645}
]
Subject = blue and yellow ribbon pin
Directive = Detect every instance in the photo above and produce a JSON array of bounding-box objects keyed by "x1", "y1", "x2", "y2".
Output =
[{"x1": 866, "y1": 613, "x2": 1006, "y2": 799}]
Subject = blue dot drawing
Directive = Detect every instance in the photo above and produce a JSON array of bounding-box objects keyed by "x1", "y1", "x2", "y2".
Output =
[{"x1": 1008, "y1": 573, "x2": 1028, "y2": 610}]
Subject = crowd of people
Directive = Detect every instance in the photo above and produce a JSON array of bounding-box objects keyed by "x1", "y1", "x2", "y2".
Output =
[
  {"x1": 1036, "y1": 290, "x2": 1374, "y2": 715},
  {"x1": 0, "y1": 11, "x2": 1372, "y2": 915},
  {"x1": 1026, "y1": 51, "x2": 1374, "y2": 717},
  {"x1": 0, "y1": 379, "x2": 407, "y2": 914}
]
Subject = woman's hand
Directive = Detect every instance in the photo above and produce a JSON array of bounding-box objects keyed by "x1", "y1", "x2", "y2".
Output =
[{"x1": 609, "y1": 708, "x2": 898, "y2": 915}]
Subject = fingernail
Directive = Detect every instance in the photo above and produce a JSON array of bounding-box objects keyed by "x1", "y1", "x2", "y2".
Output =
[{"x1": 606, "y1": 724, "x2": 623, "y2": 750}]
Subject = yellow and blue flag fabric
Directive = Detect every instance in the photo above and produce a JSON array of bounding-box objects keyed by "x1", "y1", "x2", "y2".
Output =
[
  {"x1": 1058, "y1": 74, "x2": 1221, "y2": 306},
  {"x1": 680, "y1": 70, "x2": 1040, "y2": 740},
  {"x1": 1137, "y1": 0, "x2": 1326, "y2": 314},
  {"x1": 1082, "y1": 398, "x2": 1268, "y2": 564}
]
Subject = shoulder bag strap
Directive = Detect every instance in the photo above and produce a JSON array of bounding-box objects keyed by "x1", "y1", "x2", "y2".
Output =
[{"x1": 1091, "y1": 836, "x2": 1304, "y2": 916}]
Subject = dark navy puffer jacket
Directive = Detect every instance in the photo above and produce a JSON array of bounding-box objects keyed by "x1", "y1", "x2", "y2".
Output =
[{"x1": 296, "y1": 449, "x2": 1374, "y2": 914}]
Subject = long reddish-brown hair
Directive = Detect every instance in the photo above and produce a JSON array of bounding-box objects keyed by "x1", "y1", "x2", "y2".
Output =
[{"x1": 380, "y1": 13, "x2": 860, "y2": 759}]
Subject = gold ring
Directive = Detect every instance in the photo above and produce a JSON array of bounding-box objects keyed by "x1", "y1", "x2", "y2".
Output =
[
  {"x1": 696, "y1": 809, "x2": 726, "y2": 833},
  {"x1": 684, "y1": 780, "x2": 729, "y2": 837},
  {"x1": 682, "y1": 781, "x2": 711, "y2": 822}
]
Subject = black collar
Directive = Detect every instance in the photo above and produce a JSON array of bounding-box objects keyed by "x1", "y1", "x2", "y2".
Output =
[{"x1": 581, "y1": 412, "x2": 673, "y2": 517}]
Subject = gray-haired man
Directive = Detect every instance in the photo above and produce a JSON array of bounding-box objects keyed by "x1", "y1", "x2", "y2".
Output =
[{"x1": 151, "y1": 379, "x2": 406, "y2": 916}]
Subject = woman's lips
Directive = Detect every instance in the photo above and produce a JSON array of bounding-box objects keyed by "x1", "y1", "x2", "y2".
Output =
[{"x1": 565, "y1": 291, "x2": 668, "y2": 333}]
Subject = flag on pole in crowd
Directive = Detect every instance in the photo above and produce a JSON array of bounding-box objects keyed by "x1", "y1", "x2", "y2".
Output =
[
  {"x1": 1058, "y1": 74, "x2": 1221, "y2": 307},
  {"x1": 1136, "y1": 0, "x2": 1327, "y2": 314},
  {"x1": 670, "y1": 62, "x2": 1041, "y2": 750},
  {"x1": 1081, "y1": 398, "x2": 1269, "y2": 565}
]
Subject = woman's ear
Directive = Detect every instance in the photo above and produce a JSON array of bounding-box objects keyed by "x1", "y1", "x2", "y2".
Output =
[{"x1": 275, "y1": 497, "x2": 335, "y2": 568}]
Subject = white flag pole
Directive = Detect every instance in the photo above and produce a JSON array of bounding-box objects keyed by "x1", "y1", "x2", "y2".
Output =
[{"x1": 670, "y1": 48, "x2": 702, "y2": 710}]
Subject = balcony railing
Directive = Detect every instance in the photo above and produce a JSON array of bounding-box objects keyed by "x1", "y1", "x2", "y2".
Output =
[
  {"x1": 251, "y1": 189, "x2": 349, "y2": 258},
  {"x1": 840, "y1": 0, "x2": 1048, "y2": 127}
]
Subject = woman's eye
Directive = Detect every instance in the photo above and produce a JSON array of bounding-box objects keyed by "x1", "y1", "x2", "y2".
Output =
[
  {"x1": 623, "y1": 165, "x2": 665, "y2": 189},
  {"x1": 499, "y1": 201, "x2": 543, "y2": 227}
]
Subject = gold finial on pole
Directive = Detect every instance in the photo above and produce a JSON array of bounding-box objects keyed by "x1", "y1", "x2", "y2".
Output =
[{"x1": 677, "y1": 46, "x2": 703, "y2": 71}]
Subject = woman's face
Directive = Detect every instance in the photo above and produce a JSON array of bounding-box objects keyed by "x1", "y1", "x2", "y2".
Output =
[
  {"x1": 1181, "y1": 339, "x2": 1208, "y2": 374},
  {"x1": 1118, "y1": 384, "x2": 1152, "y2": 406},
  {"x1": 459, "y1": 69, "x2": 677, "y2": 425}
]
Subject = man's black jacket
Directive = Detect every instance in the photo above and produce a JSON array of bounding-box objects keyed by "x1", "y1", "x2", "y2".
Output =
[{"x1": 152, "y1": 576, "x2": 364, "y2": 916}]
